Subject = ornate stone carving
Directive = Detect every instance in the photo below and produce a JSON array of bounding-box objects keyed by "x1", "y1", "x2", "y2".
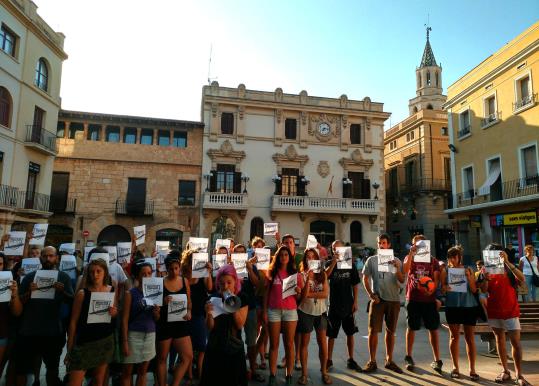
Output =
[
  {"x1": 220, "y1": 140, "x2": 233, "y2": 155},
  {"x1": 210, "y1": 81, "x2": 219, "y2": 95},
  {"x1": 285, "y1": 144, "x2": 298, "y2": 160},
  {"x1": 308, "y1": 113, "x2": 340, "y2": 142},
  {"x1": 299, "y1": 90, "x2": 308, "y2": 104},
  {"x1": 351, "y1": 149, "x2": 363, "y2": 162},
  {"x1": 339, "y1": 149, "x2": 374, "y2": 171},
  {"x1": 275, "y1": 109, "x2": 282, "y2": 124},
  {"x1": 366, "y1": 117, "x2": 371, "y2": 131},
  {"x1": 341, "y1": 115, "x2": 349, "y2": 130},
  {"x1": 300, "y1": 111, "x2": 307, "y2": 126},
  {"x1": 317, "y1": 161, "x2": 330, "y2": 178},
  {"x1": 272, "y1": 145, "x2": 309, "y2": 173},
  {"x1": 238, "y1": 83, "x2": 246, "y2": 98},
  {"x1": 207, "y1": 140, "x2": 246, "y2": 168},
  {"x1": 339, "y1": 94, "x2": 348, "y2": 108},
  {"x1": 211, "y1": 103, "x2": 218, "y2": 118},
  {"x1": 363, "y1": 96, "x2": 371, "y2": 110},
  {"x1": 238, "y1": 106, "x2": 245, "y2": 120},
  {"x1": 275, "y1": 87, "x2": 283, "y2": 102}
]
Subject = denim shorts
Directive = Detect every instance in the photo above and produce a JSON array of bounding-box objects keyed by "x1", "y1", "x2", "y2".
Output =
[{"x1": 267, "y1": 308, "x2": 298, "y2": 323}]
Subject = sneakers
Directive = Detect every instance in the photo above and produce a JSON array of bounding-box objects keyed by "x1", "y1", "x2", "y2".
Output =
[
  {"x1": 346, "y1": 358, "x2": 362, "y2": 372},
  {"x1": 363, "y1": 361, "x2": 377, "y2": 373},
  {"x1": 326, "y1": 359, "x2": 333, "y2": 372},
  {"x1": 404, "y1": 355, "x2": 415, "y2": 371},
  {"x1": 431, "y1": 360, "x2": 443, "y2": 374},
  {"x1": 285, "y1": 375, "x2": 293, "y2": 385},
  {"x1": 384, "y1": 361, "x2": 403, "y2": 374}
]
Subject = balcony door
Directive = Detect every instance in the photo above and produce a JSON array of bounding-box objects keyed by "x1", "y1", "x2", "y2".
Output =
[
  {"x1": 50, "y1": 172, "x2": 69, "y2": 212},
  {"x1": 213, "y1": 164, "x2": 240, "y2": 193},
  {"x1": 25, "y1": 163, "x2": 40, "y2": 209},
  {"x1": 126, "y1": 178, "x2": 146, "y2": 215},
  {"x1": 349, "y1": 172, "x2": 370, "y2": 199},
  {"x1": 32, "y1": 106, "x2": 45, "y2": 142},
  {"x1": 282, "y1": 168, "x2": 299, "y2": 196}
]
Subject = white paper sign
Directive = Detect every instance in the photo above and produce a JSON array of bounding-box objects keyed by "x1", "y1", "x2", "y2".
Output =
[
  {"x1": 232, "y1": 253, "x2": 248, "y2": 278},
  {"x1": 255, "y1": 248, "x2": 270, "y2": 270},
  {"x1": 31, "y1": 270, "x2": 58, "y2": 299},
  {"x1": 29, "y1": 224, "x2": 48, "y2": 246},
  {"x1": 0, "y1": 271, "x2": 13, "y2": 302},
  {"x1": 134, "y1": 225, "x2": 146, "y2": 246},
  {"x1": 483, "y1": 250, "x2": 505, "y2": 274},
  {"x1": 448, "y1": 267, "x2": 467, "y2": 293},
  {"x1": 89, "y1": 253, "x2": 110, "y2": 266},
  {"x1": 264, "y1": 223, "x2": 279, "y2": 236},
  {"x1": 21, "y1": 257, "x2": 42, "y2": 276},
  {"x1": 168, "y1": 294, "x2": 187, "y2": 322},
  {"x1": 336, "y1": 246, "x2": 353, "y2": 269},
  {"x1": 59, "y1": 255, "x2": 77, "y2": 280},
  {"x1": 144, "y1": 258, "x2": 157, "y2": 277},
  {"x1": 306, "y1": 234, "x2": 318, "y2": 249},
  {"x1": 209, "y1": 296, "x2": 225, "y2": 318},
  {"x1": 188, "y1": 237, "x2": 208, "y2": 252},
  {"x1": 192, "y1": 253, "x2": 209, "y2": 278},
  {"x1": 308, "y1": 259, "x2": 321, "y2": 273},
  {"x1": 156, "y1": 240, "x2": 170, "y2": 252},
  {"x1": 4, "y1": 231, "x2": 26, "y2": 256},
  {"x1": 378, "y1": 249, "x2": 396, "y2": 273},
  {"x1": 215, "y1": 239, "x2": 231, "y2": 250},
  {"x1": 414, "y1": 240, "x2": 431, "y2": 263},
  {"x1": 87, "y1": 291, "x2": 114, "y2": 324},
  {"x1": 212, "y1": 254, "x2": 227, "y2": 274},
  {"x1": 104, "y1": 246, "x2": 117, "y2": 263},
  {"x1": 59, "y1": 243, "x2": 76, "y2": 255},
  {"x1": 116, "y1": 242, "x2": 132, "y2": 264},
  {"x1": 282, "y1": 274, "x2": 298, "y2": 299},
  {"x1": 142, "y1": 277, "x2": 163, "y2": 306}
]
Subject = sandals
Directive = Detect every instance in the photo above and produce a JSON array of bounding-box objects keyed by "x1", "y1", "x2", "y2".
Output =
[
  {"x1": 495, "y1": 370, "x2": 511, "y2": 383},
  {"x1": 516, "y1": 377, "x2": 532, "y2": 386},
  {"x1": 321, "y1": 373, "x2": 333, "y2": 385},
  {"x1": 297, "y1": 375, "x2": 308, "y2": 385},
  {"x1": 451, "y1": 369, "x2": 460, "y2": 379},
  {"x1": 294, "y1": 360, "x2": 302, "y2": 371},
  {"x1": 470, "y1": 372, "x2": 479, "y2": 382}
]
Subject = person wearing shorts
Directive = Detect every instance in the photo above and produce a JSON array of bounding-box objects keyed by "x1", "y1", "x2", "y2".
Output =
[
  {"x1": 362, "y1": 233, "x2": 404, "y2": 374},
  {"x1": 482, "y1": 243, "x2": 531, "y2": 386},
  {"x1": 402, "y1": 234, "x2": 442, "y2": 374},
  {"x1": 325, "y1": 240, "x2": 361, "y2": 372}
]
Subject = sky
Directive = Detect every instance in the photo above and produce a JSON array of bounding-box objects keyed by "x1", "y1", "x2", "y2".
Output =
[{"x1": 36, "y1": 0, "x2": 539, "y2": 127}]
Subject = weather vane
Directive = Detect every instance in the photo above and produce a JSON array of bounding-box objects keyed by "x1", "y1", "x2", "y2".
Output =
[{"x1": 424, "y1": 14, "x2": 431, "y2": 40}]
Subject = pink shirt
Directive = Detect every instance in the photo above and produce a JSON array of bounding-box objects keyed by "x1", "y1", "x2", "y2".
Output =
[{"x1": 267, "y1": 270, "x2": 303, "y2": 310}]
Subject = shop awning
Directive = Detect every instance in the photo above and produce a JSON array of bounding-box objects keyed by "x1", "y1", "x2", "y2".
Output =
[{"x1": 478, "y1": 164, "x2": 501, "y2": 195}]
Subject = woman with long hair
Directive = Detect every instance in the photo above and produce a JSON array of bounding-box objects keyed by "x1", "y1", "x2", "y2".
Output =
[
  {"x1": 264, "y1": 245, "x2": 303, "y2": 385},
  {"x1": 440, "y1": 246, "x2": 478, "y2": 381},
  {"x1": 297, "y1": 248, "x2": 331, "y2": 385},
  {"x1": 180, "y1": 247, "x2": 212, "y2": 380},
  {"x1": 65, "y1": 253, "x2": 118, "y2": 386},
  {"x1": 120, "y1": 260, "x2": 160, "y2": 386},
  {"x1": 155, "y1": 250, "x2": 193, "y2": 386},
  {"x1": 200, "y1": 264, "x2": 248, "y2": 386}
]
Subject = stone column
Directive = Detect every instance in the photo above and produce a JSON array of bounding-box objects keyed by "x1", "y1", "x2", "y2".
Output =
[
  {"x1": 64, "y1": 121, "x2": 70, "y2": 138},
  {"x1": 136, "y1": 128, "x2": 141, "y2": 144},
  {"x1": 83, "y1": 123, "x2": 88, "y2": 140},
  {"x1": 119, "y1": 126, "x2": 125, "y2": 143}
]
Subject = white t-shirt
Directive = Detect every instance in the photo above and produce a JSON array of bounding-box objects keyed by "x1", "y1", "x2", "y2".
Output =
[
  {"x1": 109, "y1": 261, "x2": 128, "y2": 284},
  {"x1": 520, "y1": 255, "x2": 539, "y2": 276}
]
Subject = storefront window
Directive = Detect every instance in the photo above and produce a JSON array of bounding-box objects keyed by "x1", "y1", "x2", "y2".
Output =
[{"x1": 503, "y1": 227, "x2": 520, "y2": 256}]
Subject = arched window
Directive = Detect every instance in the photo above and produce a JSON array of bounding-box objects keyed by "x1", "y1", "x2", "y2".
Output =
[
  {"x1": 0, "y1": 86, "x2": 12, "y2": 127},
  {"x1": 350, "y1": 221, "x2": 362, "y2": 244},
  {"x1": 426, "y1": 71, "x2": 431, "y2": 86},
  {"x1": 35, "y1": 58, "x2": 48, "y2": 91},
  {"x1": 211, "y1": 216, "x2": 236, "y2": 245},
  {"x1": 435, "y1": 72, "x2": 439, "y2": 87},
  {"x1": 418, "y1": 73, "x2": 422, "y2": 88},
  {"x1": 98, "y1": 224, "x2": 131, "y2": 245},
  {"x1": 426, "y1": 104, "x2": 433, "y2": 110},
  {"x1": 156, "y1": 228, "x2": 183, "y2": 250},
  {"x1": 413, "y1": 106, "x2": 418, "y2": 113},
  {"x1": 309, "y1": 220, "x2": 335, "y2": 247},
  {"x1": 250, "y1": 217, "x2": 264, "y2": 240}
]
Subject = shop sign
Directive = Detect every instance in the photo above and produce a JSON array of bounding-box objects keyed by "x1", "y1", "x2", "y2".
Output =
[
  {"x1": 470, "y1": 215, "x2": 481, "y2": 228},
  {"x1": 489, "y1": 214, "x2": 503, "y2": 227},
  {"x1": 503, "y1": 211, "x2": 537, "y2": 226}
]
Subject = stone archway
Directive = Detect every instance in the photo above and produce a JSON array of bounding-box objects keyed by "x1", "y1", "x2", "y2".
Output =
[{"x1": 97, "y1": 224, "x2": 131, "y2": 245}]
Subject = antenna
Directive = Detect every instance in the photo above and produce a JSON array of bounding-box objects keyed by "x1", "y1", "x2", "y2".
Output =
[
  {"x1": 424, "y1": 14, "x2": 431, "y2": 40},
  {"x1": 207, "y1": 44, "x2": 218, "y2": 85}
]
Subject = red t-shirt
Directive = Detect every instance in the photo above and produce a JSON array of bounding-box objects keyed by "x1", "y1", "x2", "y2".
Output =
[
  {"x1": 406, "y1": 257, "x2": 440, "y2": 303},
  {"x1": 487, "y1": 274, "x2": 520, "y2": 320},
  {"x1": 267, "y1": 269, "x2": 303, "y2": 310}
]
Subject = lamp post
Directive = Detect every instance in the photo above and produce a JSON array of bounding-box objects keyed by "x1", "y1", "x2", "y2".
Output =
[
  {"x1": 241, "y1": 175, "x2": 250, "y2": 193},
  {"x1": 203, "y1": 173, "x2": 212, "y2": 192},
  {"x1": 372, "y1": 182, "x2": 380, "y2": 200}
]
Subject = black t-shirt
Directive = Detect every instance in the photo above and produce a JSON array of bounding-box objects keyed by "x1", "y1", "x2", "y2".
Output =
[
  {"x1": 190, "y1": 279, "x2": 209, "y2": 316},
  {"x1": 242, "y1": 265, "x2": 258, "y2": 310},
  {"x1": 326, "y1": 262, "x2": 360, "y2": 318}
]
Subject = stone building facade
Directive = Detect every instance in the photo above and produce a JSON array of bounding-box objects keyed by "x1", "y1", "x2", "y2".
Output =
[
  {"x1": 49, "y1": 110, "x2": 204, "y2": 250},
  {"x1": 384, "y1": 29, "x2": 453, "y2": 258},
  {"x1": 0, "y1": 0, "x2": 67, "y2": 235},
  {"x1": 200, "y1": 82, "x2": 389, "y2": 249}
]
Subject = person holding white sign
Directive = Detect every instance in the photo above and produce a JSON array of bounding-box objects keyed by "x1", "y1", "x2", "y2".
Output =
[
  {"x1": 200, "y1": 264, "x2": 248, "y2": 386},
  {"x1": 251, "y1": 236, "x2": 270, "y2": 373},
  {"x1": 120, "y1": 260, "x2": 160, "y2": 386},
  {"x1": 440, "y1": 247, "x2": 479, "y2": 381},
  {"x1": 263, "y1": 245, "x2": 303, "y2": 386},
  {"x1": 402, "y1": 234, "x2": 442, "y2": 374},
  {"x1": 65, "y1": 258, "x2": 118, "y2": 386},
  {"x1": 0, "y1": 253, "x2": 22, "y2": 373},
  {"x1": 155, "y1": 251, "x2": 193, "y2": 386},
  {"x1": 518, "y1": 245, "x2": 539, "y2": 302},
  {"x1": 480, "y1": 243, "x2": 530, "y2": 386},
  {"x1": 180, "y1": 249, "x2": 213, "y2": 380},
  {"x1": 362, "y1": 234, "x2": 405, "y2": 374},
  {"x1": 297, "y1": 248, "x2": 331, "y2": 385},
  {"x1": 15, "y1": 246, "x2": 74, "y2": 386}
]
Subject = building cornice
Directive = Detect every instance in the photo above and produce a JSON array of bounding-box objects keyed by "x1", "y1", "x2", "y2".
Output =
[
  {"x1": 59, "y1": 110, "x2": 204, "y2": 128},
  {"x1": 444, "y1": 193, "x2": 539, "y2": 215},
  {"x1": 384, "y1": 109, "x2": 447, "y2": 142}
]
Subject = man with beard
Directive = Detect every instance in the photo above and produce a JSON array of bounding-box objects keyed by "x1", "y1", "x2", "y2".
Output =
[{"x1": 15, "y1": 246, "x2": 74, "y2": 386}]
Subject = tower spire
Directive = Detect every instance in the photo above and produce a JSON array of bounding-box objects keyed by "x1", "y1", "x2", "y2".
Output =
[{"x1": 420, "y1": 25, "x2": 437, "y2": 67}]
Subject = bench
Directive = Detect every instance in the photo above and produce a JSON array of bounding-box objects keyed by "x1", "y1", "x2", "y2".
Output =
[{"x1": 442, "y1": 302, "x2": 539, "y2": 355}]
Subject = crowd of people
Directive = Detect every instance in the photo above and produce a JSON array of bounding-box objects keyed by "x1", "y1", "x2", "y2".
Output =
[{"x1": 0, "y1": 230, "x2": 536, "y2": 386}]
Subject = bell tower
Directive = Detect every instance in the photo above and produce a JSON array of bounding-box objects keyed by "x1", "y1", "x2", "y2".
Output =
[{"x1": 408, "y1": 26, "x2": 446, "y2": 114}]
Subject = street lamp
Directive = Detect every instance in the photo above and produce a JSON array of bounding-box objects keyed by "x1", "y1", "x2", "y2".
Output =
[
  {"x1": 372, "y1": 182, "x2": 380, "y2": 200},
  {"x1": 271, "y1": 175, "x2": 281, "y2": 183},
  {"x1": 241, "y1": 174, "x2": 250, "y2": 193},
  {"x1": 301, "y1": 176, "x2": 311, "y2": 185},
  {"x1": 343, "y1": 178, "x2": 352, "y2": 185}
]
